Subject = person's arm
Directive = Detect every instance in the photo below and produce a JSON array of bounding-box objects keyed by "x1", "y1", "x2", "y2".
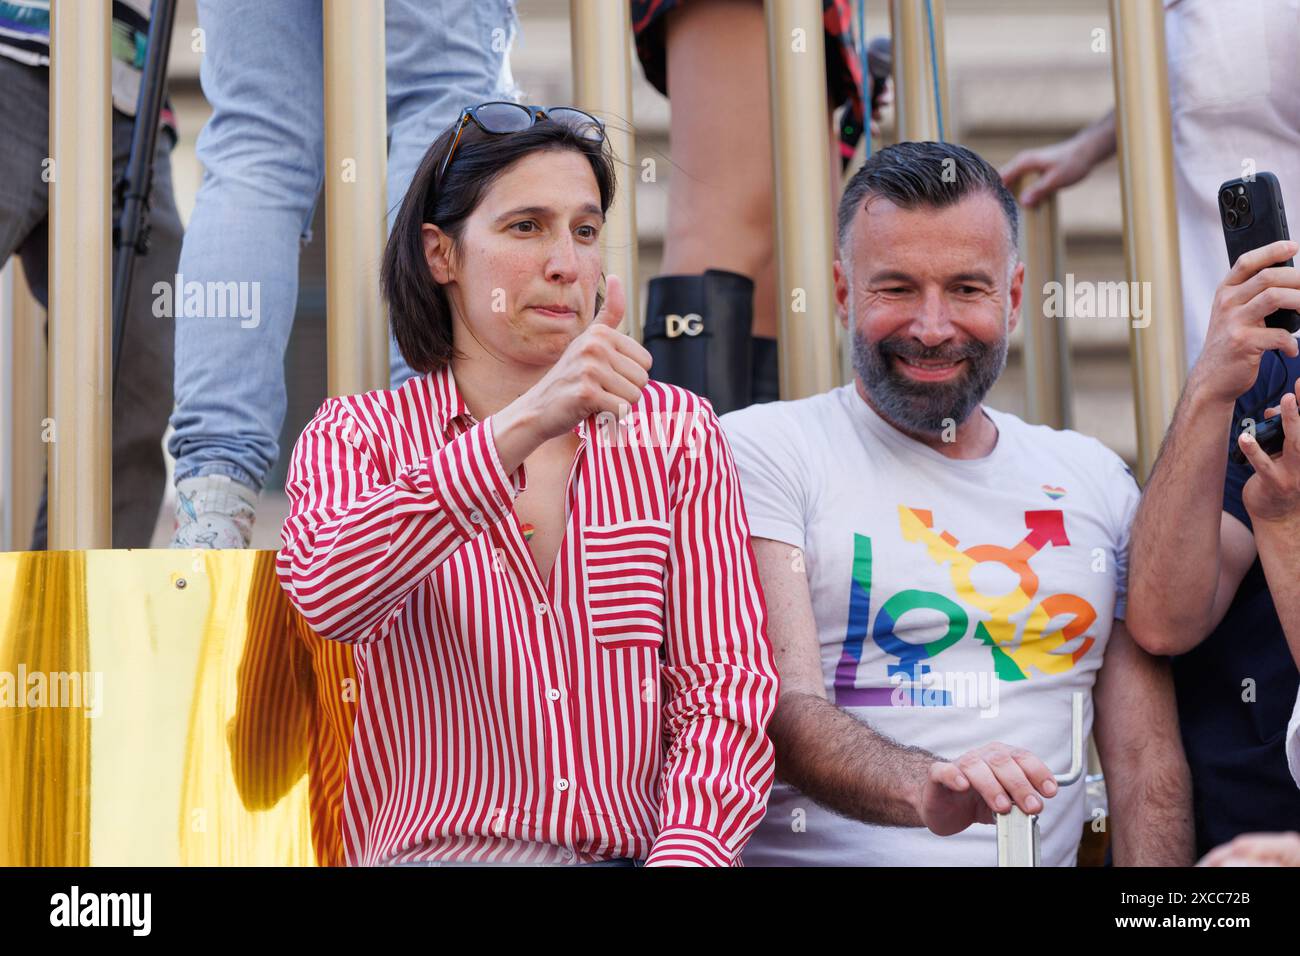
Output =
[
  {"x1": 752, "y1": 537, "x2": 1058, "y2": 835},
  {"x1": 642, "y1": 401, "x2": 780, "y2": 867},
  {"x1": 1127, "y1": 240, "x2": 1300, "y2": 655},
  {"x1": 999, "y1": 110, "x2": 1115, "y2": 208},
  {"x1": 1091, "y1": 619, "x2": 1195, "y2": 866},
  {"x1": 1252, "y1": 515, "x2": 1300, "y2": 667},
  {"x1": 1126, "y1": 387, "x2": 1252, "y2": 652},
  {"x1": 1238, "y1": 383, "x2": 1300, "y2": 670},
  {"x1": 276, "y1": 398, "x2": 532, "y2": 645},
  {"x1": 1198, "y1": 831, "x2": 1300, "y2": 866}
]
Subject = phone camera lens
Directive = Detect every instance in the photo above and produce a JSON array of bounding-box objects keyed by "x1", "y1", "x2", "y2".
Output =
[
  {"x1": 1235, "y1": 196, "x2": 1250, "y2": 214},
  {"x1": 1221, "y1": 188, "x2": 1236, "y2": 207},
  {"x1": 1226, "y1": 208, "x2": 1239, "y2": 227}
]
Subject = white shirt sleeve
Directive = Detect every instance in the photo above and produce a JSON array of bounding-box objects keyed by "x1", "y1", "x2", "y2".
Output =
[
  {"x1": 718, "y1": 403, "x2": 811, "y2": 550},
  {"x1": 1288, "y1": 688, "x2": 1300, "y2": 791},
  {"x1": 1100, "y1": 445, "x2": 1141, "y2": 622}
]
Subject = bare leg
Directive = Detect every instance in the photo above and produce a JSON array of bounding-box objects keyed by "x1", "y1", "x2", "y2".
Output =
[
  {"x1": 663, "y1": 0, "x2": 842, "y2": 341},
  {"x1": 662, "y1": 0, "x2": 777, "y2": 338}
]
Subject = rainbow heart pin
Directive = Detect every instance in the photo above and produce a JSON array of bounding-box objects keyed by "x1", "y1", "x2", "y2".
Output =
[{"x1": 1041, "y1": 484, "x2": 1066, "y2": 501}]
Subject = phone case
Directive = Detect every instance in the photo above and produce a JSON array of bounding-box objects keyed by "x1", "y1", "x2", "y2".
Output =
[{"x1": 1219, "y1": 171, "x2": 1300, "y2": 332}]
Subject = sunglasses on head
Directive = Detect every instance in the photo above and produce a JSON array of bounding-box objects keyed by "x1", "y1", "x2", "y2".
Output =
[{"x1": 438, "y1": 101, "x2": 606, "y2": 183}]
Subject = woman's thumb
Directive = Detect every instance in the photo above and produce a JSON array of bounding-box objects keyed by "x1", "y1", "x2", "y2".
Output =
[{"x1": 596, "y1": 274, "x2": 625, "y2": 329}]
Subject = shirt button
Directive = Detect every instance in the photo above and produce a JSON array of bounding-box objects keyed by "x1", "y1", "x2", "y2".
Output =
[
  {"x1": 535, "y1": 602, "x2": 548, "y2": 616},
  {"x1": 547, "y1": 688, "x2": 562, "y2": 702},
  {"x1": 556, "y1": 778, "x2": 570, "y2": 792},
  {"x1": 469, "y1": 509, "x2": 483, "y2": 525}
]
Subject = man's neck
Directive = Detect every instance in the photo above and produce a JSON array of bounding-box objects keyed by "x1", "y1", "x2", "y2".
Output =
[{"x1": 854, "y1": 379, "x2": 998, "y2": 460}]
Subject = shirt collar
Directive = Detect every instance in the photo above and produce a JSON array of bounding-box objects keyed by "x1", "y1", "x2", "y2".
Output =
[{"x1": 427, "y1": 364, "x2": 589, "y2": 442}]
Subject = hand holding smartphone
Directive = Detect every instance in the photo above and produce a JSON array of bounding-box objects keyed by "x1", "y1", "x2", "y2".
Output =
[
  {"x1": 1219, "y1": 172, "x2": 1300, "y2": 333},
  {"x1": 1220, "y1": 172, "x2": 1298, "y2": 465}
]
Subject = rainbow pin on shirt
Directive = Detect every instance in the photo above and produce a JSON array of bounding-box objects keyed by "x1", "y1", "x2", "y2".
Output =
[{"x1": 520, "y1": 522, "x2": 536, "y2": 541}]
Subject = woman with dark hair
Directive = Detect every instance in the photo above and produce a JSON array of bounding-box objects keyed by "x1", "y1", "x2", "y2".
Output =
[{"x1": 276, "y1": 104, "x2": 779, "y2": 867}]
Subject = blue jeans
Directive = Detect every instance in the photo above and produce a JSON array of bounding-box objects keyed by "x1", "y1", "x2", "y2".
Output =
[
  {"x1": 167, "y1": 0, "x2": 518, "y2": 491},
  {"x1": 0, "y1": 58, "x2": 182, "y2": 547}
]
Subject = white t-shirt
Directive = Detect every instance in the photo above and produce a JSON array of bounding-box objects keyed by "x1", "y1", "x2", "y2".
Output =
[
  {"x1": 1164, "y1": 0, "x2": 1300, "y2": 366},
  {"x1": 721, "y1": 384, "x2": 1140, "y2": 866},
  {"x1": 1288, "y1": 689, "x2": 1300, "y2": 790}
]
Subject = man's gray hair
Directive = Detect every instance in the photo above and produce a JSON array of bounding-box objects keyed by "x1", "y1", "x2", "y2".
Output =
[{"x1": 836, "y1": 140, "x2": 1021, "y2": 255}]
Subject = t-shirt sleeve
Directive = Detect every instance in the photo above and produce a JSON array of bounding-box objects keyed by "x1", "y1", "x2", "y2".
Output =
[
  {"x1": 1101, "y1": 444, "x2": 1141, "y2": 622},
  {"x1": 1223, "y1": 350, "x2": 1292, "y2": 533},
  {"x1": 718, "y1": 404, "x2": 810, "y2": 549},
  {"x1": 1288, "y1": 688, "x2": 1300, "y2": 792}
]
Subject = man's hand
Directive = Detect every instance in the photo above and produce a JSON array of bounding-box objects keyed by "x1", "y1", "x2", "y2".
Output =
[
  {"x1": 918, "y1": 743, "x2": 1059, "y2": 837},
  {"x1": 1198, "y1": 831, "x2": 1300, "y2": 867},
  {"x1": 491, "y1": 274, "x2": 652, "y2": 471},
  {"x1": 1191, "y1": 240, "x2": 1300, "y2": 405},
  {"x1": 1239, "y1": 382, "x2": 1300, "y2": 524},
  {"x1": 868, "y1": 76, "x2": 892, "y2": 137},
  {"x1": 1000, "y1": 135, "x2": 1102, "y2": 208}
]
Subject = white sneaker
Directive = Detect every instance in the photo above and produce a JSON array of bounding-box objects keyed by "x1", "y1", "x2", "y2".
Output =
[{"x1": 169, "y1": 474, "x2": 259, "y2": 549}]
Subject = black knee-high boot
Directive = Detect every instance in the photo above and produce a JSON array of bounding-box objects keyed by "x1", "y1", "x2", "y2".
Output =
[{"x1": 641, "y1": 268, "x2": 754, "y2": 417}]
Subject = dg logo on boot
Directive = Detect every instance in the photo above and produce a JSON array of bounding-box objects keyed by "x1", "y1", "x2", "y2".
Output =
[{"x1": 665, "y1": 312, "x2": 703, "y2": 338}]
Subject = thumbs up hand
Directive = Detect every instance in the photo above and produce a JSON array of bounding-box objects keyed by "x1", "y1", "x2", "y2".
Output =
[{"x1": 490, "y1": 276, "x2": 655, "y2": 468}]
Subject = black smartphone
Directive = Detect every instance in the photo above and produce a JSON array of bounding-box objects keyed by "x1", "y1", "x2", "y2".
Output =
[
  {"x1": 1219, "y1": 171, "x2": 1300, "y2": 333},
  {"x1": 1229, "y1": 409, "x2": 1285, "y2": 466}
]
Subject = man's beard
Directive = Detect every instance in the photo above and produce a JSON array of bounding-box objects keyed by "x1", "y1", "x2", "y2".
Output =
[{"x1": 851, "y1": 324, "x2": 1008, "y2": 435}]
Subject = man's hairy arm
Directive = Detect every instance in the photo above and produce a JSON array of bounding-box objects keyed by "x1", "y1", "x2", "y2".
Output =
[
  {"x1": 754, "y1": 538, "x2": 1058, "y2": 834},
  {"x1": 773, "y1": 690, "x2": 937, "y2": 827},
  {"x1": 1092, "y1": 620, "x2": 1195, "y2": 865},
  {"x1": 1127, "y1": 379, "x2": 1239, "y2": 653}
]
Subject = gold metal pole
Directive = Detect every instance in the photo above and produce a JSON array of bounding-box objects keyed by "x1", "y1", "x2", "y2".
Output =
[
  {"x1": 3, "y1": 264, "x2": 48, "y2": 551},
  {"x1": 569, "y1": 0, "x2": 639, "y2": 337},
  {"x1": 891, "y1": 0, "x2": 950, "y2": 142},
  {"x1": 48, "y1": 0, "x2": 112, "y2": 549},
  {"x1": 1109, "y1": 0, "x2": 1185, "y2": 480},
  {"x1": 765, "y1": 0, "x2": 837, "y2": 399},
  {"x1": 323, "y1": 0, "x2": 388, "y2": 397},
  {"x1": 1016, "y1": 179, "x2": 1071, "y2": 429}
]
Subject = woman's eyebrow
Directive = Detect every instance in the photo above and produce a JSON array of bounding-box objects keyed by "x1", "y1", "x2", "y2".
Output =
[
  {"x1": 494, "y1": 205, "x2": 551, "y2": 223},
  {"x1": 493, "y1": 203, "x2": 604, "y2": 224}
]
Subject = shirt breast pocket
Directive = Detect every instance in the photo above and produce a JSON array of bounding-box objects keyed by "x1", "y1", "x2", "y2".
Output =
[{"x1": 582, "y1": 519, "x2": 673, "y2": 650}]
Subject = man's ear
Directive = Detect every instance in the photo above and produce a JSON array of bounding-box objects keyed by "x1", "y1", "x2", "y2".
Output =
[
  {"x1": 833, "y1": 257, "x2": 850, "y2": 329},
  {"x1": 422, "y1": 223, "x2": 454, "y2": 284},
  {"x1": 1007, "y1": 258, "x2": 1025, "y2": 336}
]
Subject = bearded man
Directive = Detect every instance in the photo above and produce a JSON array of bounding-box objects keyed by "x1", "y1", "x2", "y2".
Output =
[{"x1": 720, "y1": 140, "x2": 1193, "y2": 866}]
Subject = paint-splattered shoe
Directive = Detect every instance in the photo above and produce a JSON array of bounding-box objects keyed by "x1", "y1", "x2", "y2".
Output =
[{"x1": 169, "y1": 474, "x2": 259, "y2": 549}]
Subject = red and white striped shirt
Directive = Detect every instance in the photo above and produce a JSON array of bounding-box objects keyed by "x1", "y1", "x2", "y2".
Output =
[{"x1": 276, "y1": 364, "x2": 778, "y2": 866}]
